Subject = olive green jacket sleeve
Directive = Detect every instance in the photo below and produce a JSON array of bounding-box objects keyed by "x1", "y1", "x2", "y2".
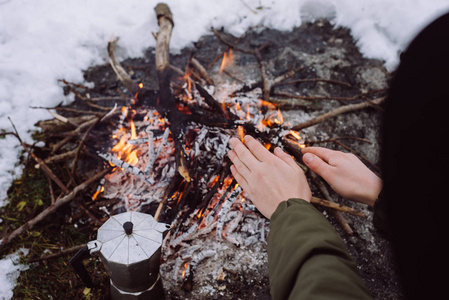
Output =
[{"x1": 267, "y1": 198, "x2": 372, "y2": 300}]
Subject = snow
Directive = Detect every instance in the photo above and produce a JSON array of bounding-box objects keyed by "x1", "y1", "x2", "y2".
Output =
[
  {"x1": 0, "y1": 248, "x2": 29, "y2": 300},
  {"x1": 1, "y1": 0, "x2": 448, "y2": 298}
]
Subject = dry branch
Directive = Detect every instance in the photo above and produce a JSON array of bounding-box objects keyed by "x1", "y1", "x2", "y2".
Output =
[
  {"x1": 190, "y1": 58, "x2": 214, "y2": 86},
  {"x1": 71, "y1": 117, "x2": 100, "y2": 176},
  {"x1": 275, "y1": 78, "x2": 352, "y2": 88},
  {"x1": 107, "y1": 37, "x2": 138, "y2": 93},
  {"x1": 51, "y1": 109, "x2": 120, "y2": 154},
  {"x1": 311, "y1": 172, "x2": 354, "y2": 235},
  {"x1": 28, "y1": 244, "x2": 87, "y2": 263},
  {"x1": 311, "y1": 196, "x2": 366, "y2": 217},
  {"x1": 155, "y1": 3, "x2": 174, "y2": 72},
  {"x1": 292, "y1": 97, "x2": 386, "y2": 131},
  {"x1": 1, "y1": 168, "x2": 110, "y2": 245}
]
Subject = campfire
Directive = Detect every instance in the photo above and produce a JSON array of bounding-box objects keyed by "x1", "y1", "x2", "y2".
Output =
[{"x1": 2, "y1": 3, "x2": 395, "y2": 299}]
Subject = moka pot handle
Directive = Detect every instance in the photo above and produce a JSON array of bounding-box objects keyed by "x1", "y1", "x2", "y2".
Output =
[{"x1": 70, "y1": 245, "x2": 95, "y2": 288}]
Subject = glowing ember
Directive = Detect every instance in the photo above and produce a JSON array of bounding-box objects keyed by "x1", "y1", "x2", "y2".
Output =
[{"x1": 289, "y1": 130, "x2": 301, "y2": 140}]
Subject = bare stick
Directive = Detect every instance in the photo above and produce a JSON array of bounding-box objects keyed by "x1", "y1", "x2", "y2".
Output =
[
  {"x1": 51, "y1": 109, "x2": 120, "y2": 154},
  {"x1": 28, "y1": 244, "x2": 87, "y2": 263},
  {"x1": 45, "y1": 173, "x2": 56, "y2": 204},
  {"x1": 311, "y1": 196, "x2": 366, "y2": 217},
  {"x1": 71, "y1": 117, "x2": 100, "y2": 176},
  {"x1": 273, "y1": 66, "x2": 304, "y2": 84},
  {"x1": 155, "y1": 3, "x2": 174, "y2": 72},
  {"x1": 306, "y1": 137, "x2": 373, "y2": 145},
  {"x1": 292, "y1": 97, "x2": 386, "y2": 131},
  {"x1": 190, "y1": 58, "x2": 214, "y2": 86},
  {"x1": 275, "y1": 78, "x2": 352, "y2": 88},
  {"x1": 107, "y1": 37, "x2": 138, "y2": 93},
  {"x1": 311, "y1": 172, "x2": 354, "y2": 235},
  {"x1": 31, "y1": 106, "x2": 103, "y2": 116},
  {"x1": 254, "y1": 46, "x2": 271, "y2": 101},
  {"x1": 1, "y1": 168, "x2": 110, "y2": 245}
]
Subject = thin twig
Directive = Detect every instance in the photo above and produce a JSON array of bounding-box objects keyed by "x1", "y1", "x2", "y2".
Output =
[
  {"x1": 292, "y1": 97, "x2": 386, "y2": 131},
  {"x1": 45, "y1": 174, "x2": 56, "y2": 205},
  {"x1": 275, "y1": 78, "x2": 352, "y2": 88},
  {"x1": 28, "y1": 244, "x2": 87, "y2": 263},
  {"x1": 306, "y1": 137, "x2": 373, "y2": 145},
  {"x1": 311, "y1": 172, "x2": 354, "y2": 235},
  {"x1": 71, "y1": 117, "x2": 100, "y2": 177},
  {"x1": 107, "y1": 37, "x2": 138, "y2": 93},
  {"x1": 190, "y1": 58, "x2": 214, "y2": 86},
  {"x1": 311, "y1": 196, "x2": 366, "y2": 217}
]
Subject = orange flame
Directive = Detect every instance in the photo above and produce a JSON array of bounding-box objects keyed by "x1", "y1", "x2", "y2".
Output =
[
  {"x1": 274, "y1": 109, "x2": 284, "y2": 125},
  {"x1": 197, "y1": 207, "x2": 205, "y2": 219},
  {"x1": 219, "y1": 49, "x2": 234, "y2": 74},
  {"x1": 182, "y1": 262, "x2": 189, "y2": 278},
  {"x1": 182, "y1": 69, "x2": 193, "y2": 93},
  {"x1": 130, "y1": 119, "x2": 137, "y2": 140},
  {"x1": 237, "y1": 125, "x2": 245, "y2": 142},
  {"x1": 289, "y1": 130, "x2": 301, "y2": 140},
  {"x1": 92, "y1": 186, "x2": 105, "y2": 200},
  {"x1": 112, "y1": 136, "x2": 139, "y2": 166}
]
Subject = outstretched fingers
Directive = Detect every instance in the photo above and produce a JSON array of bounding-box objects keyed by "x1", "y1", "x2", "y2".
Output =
[
  {"x1": 228, "y1": 149, "x2": 251, "y2": 178},
  {"x1": 230, "y1": 164, "x2": 248, "y2": 189},
  {"x1": 244, "y1": 135, "x2": 272, "y2": 162},
  {"x1": 229, "y1": 137, "x2": 260, "y2": 170},
  {"x1": 274, "y1": 147, "x2": 298, "y2": 169}
]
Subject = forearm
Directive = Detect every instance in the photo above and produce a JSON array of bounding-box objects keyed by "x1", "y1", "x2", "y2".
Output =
[{"x1": 267, "y1": 198, "x2": 372, "y2": 300}]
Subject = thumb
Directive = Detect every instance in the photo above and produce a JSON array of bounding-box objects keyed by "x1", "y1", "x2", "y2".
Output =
[{"x1": 303, "y1": 153, "x2": 332, "y2": 179}]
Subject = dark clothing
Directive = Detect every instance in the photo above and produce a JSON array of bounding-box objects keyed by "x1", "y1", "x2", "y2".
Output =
[
  {"x1": 382, "y1": 10, "x2": 449, "y2": 300},
  {"x1": 268, "y1": 199, "x2": 372, "y2": 300}
]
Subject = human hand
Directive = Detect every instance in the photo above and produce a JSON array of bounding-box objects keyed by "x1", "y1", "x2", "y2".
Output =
[
  {"x1": 301, "y1": 147, "x2": 382, "y2": 206},
  {"x1": 228, "y1": 135, "x2": 311, "y2": 219}
]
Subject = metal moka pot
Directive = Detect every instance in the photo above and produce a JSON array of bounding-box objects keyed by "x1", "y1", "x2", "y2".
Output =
[{"x1": 71, "y1": 211, "x2": 170, "y2": 299}]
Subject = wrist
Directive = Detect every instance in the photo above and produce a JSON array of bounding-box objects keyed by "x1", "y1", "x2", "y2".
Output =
[{"x1": 358, "y1": 178, "x2": 383, "y2": 206}]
